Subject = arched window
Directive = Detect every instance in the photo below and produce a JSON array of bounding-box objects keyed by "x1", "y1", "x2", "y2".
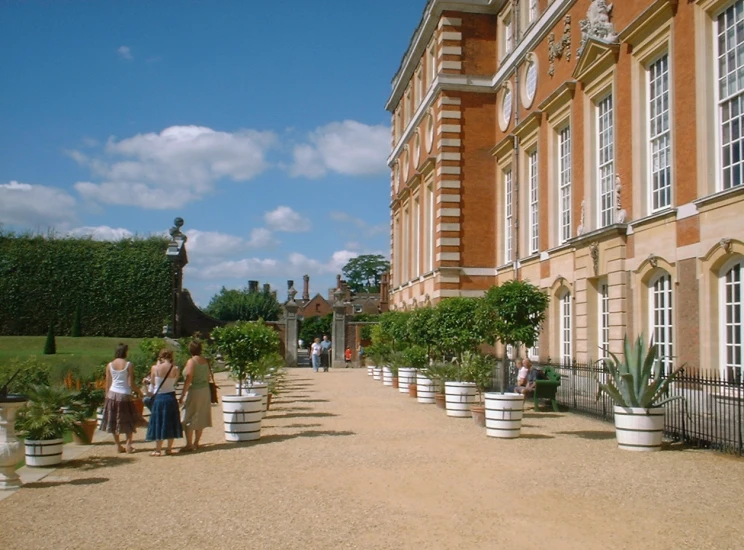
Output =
[
  {"x1": 649, "y1": 271, "x2": 674, "y2": 375},
  {"x1": 721, "y1": 259, "x2": 743, "y2": 384},
  {"x1": 560, "y1": 291, "x2": 572, "y2": 366}
]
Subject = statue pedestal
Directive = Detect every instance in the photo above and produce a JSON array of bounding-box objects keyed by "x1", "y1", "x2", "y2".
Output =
[{"x1": 0, "y1": 397, "x2": 27, "y2": 490}]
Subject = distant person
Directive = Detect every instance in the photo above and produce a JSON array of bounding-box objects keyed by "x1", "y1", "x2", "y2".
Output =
[
  {"x1": 179, "y1": 340, "x2": 213, "y2": 452},
  {"x1": 358, "y1": 344, "x2": 365, "y2": 368},
  {"x1": 298, "y1": 338, "x2": 304, "y2": 349},
  {"x1": 100, "y1": 344, "x2": 145, "y2": 454},
  {"x1": 345, "y1": 347, "x2": 352, "y2": 368},
  {"x1": 514, "y1": 358, "x2": 538, "y2": 396},
  {"x1": 146, "y1": 349, "x2": 183, "y2": 456},
  {"x1": 320, "y1": 335, "x2": 332, "y2": 372},
  {"x1": 311, "y1": 338, "x2": 322, "y2": 373}
]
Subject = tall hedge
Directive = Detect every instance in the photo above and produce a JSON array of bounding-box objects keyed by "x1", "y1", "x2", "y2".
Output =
[{"x1": 0, "y1": 232, "x2": 171, "y2": 337}]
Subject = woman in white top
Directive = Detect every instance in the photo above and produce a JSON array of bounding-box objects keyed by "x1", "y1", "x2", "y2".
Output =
[
  {"x1": 99, "y1": 344, "x2": 145, "y2": 454},
  {"x1": 145, "y1": 349, "x2": 183, "y2": 456},
  {"x1": 311, "y1": 338, "x2": 321, "y2": 372}
]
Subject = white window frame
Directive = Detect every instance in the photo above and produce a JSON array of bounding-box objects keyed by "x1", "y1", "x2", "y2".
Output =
[
  {"x1": 413, "y1": 196, "x2": 421, "y2": 278},
  {"x1": 597, "y1": 93, "x2": 615, "y2": 228},
  {"x1": 716, "y1": 1, "x2": 744, "y2": 191},
  {"x1": 402, "y1": 207, "x2": 410, "y2": 284},
  {"x1": 427, "y1": 41, "x2": 436, "y2": 87},
  {"x1": 504, "y1": 168, "x2": 514, "y2": 263},
  {"x1": 720, "y1": 258, "x2": 743, "y2": 384},
  {"x1": 528, "y1": 0, "x2": 538, "y2": 24},
  {"x1": 599, "y1": 279, "x2": 610, "y2": 363},
  {"x1": 505, "y1": 15, "x2": 514, "y2": 55},
  {"x1": 528, "y1": 149, "x2": 539, "y2": 254},
  {"x1": 558, "y1": 125, "x2": 572, "y2": 244},
  {"x1": 650, "y1": 272, "x2": 674, "y2": 375},
  {"x1": 424, "y1": 183, "x2": 433, "y2": 273},
  {"x1": 416, "y1": 66, "x2": 424, "y2": 108},
  {"x1": 647, "y1": 53, "x2": 672, "y2": 212},
  {"x1": 561, "y1": 291, "x2": 572, "y2": 366}
]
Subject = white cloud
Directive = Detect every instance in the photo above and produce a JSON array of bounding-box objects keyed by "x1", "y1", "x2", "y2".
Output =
[
  {"x1": 290, "y1": 120, "x2": 390, "y2": 178},
  {"x1": 185, "y1": 229, "x2": 244, "y2": 257},
  {"x1": 264, "y1": 206, "x2": 311, "y2": 232},
  {"x1": 288, "y1": 250, "x2": 357, "y2": 274},
  {"x1": 67, "y1": 226, "x2": 134, "y2": 240},
  {"x1": 195, "y1": 258, "x2": 279, "y2": 280},
  {"x1": 70, "y1": 125, "x2": 277, "y2": 209},
  {"x1": 247, "y1": 227, "x2": 279, "y2": 248},
  {"x1": 329, "y1": 210, "x2": 387, "y2": 236},
  {"x1": 117, "y1": 46, "x2": 133, "y2": 60},
  {"x1": 0, "y1": 181, "x2": 77, "y2": 229},
  {"x1": 345, "y1": 241, "x2": 361, "y2": 251}
]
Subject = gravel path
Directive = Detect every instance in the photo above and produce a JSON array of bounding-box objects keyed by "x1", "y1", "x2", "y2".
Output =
[{"x1": 2, "y1": 368, "x2": 744, "y2": 550}]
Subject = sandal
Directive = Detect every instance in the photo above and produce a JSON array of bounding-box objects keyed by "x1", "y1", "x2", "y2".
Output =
[
  {"x1": 179, "y1": 446, "x2": 194, "y2": 453},
  {"x1": 117, "y1": 446, "x2": 126, "y2": 454},
  {"x1": 126, "y1": 446, "x2": 136, "y2": 454},
  {"x1": 150, "y1": 450, "x2": 163, "y2": 457}
]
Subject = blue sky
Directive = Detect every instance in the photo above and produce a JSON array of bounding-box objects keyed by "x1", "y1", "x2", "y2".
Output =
[{"x1": 0, "y1": 0, "x2": 426, "y2": 306}]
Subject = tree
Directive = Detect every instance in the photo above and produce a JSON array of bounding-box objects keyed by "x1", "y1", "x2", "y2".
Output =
[
  {"x1": 477, "y1": 280, "x2": 550, "y2": 392},
  {"x1": 342, "y1": 254, "x2": 390, "y2": 293},
  {"x1": 407, "y1": 307, "x2": 438, "y2": 361},
  {"x1": 43, "y1": 322, "x2": 56, "y2": 355},
  {"x1": 298, "y1": 314, "x2": 333, "y2": 347},
  {"x1": 377, "y1": 311, "x2": 410, "y2": 351},
  {"x1": 432, "y1": 298, "x2": 484, "y2": 361},
  {"x1": 205, "y1": 286, "x2": 282, "y2": 322}
]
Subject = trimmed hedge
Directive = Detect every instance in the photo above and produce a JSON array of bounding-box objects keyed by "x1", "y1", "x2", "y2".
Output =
[{"x1": 0, "y1": 232, "x2": 171, "y2": 337}]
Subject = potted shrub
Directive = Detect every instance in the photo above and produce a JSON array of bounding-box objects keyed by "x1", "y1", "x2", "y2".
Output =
[
  {"x1": 462, "y1": 353, "x2": 496, "y2": 428},
  {"x1": 597, "y1": 335, "x2": 684, "y2": 452},
  {"x1": 70, "y1": 383, "x2": 105, "y2": 445},
  {"x1": 212, "y1": 320, "x2": 281, "y2": 442},
  {"x1": 400, "y1": 345, "x2": 426, "y2": 396},
  {"x1": 444, "y1": 352, "x2": 479, "y2": 418},
  {"x1": 15, "y1": 385, "x2": 77, "y2": 467},
  {"x1": 382, "y1": 352, "x2": 401, "y2": 387},
  {"x1": 422, "y1": 362, "x2": 458, "y2": 409}
]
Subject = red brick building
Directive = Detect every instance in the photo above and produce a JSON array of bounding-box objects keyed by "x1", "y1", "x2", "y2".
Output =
[{"x1": 388, "y1": 0, "x2": 744, "y2": 379}]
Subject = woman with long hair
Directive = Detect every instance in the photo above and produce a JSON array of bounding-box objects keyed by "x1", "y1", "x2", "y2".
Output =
[{"x1": 145, "y1": 349, "x2": 183, "y2": 456}]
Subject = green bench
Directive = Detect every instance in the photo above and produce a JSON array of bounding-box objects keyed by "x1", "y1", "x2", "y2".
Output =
[{"x1": 531, "y1": 367, "x2": 561, "y2": 412}]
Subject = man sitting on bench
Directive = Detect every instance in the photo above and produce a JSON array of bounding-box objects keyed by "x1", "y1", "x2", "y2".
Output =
[{"x1": 514, "y1": 358, "x2": 538, "y2": 396}]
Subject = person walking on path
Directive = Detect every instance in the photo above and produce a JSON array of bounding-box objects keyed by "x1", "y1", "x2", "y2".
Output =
[
  {"x1": 179, "y1": 340, "x2": 213, "y2": 452},
  {"x1": 146, "y1": 349, "x2": 183, "y2": 456},
  {"x1": 311, "y1": 338, "x2": 322, "y2": 372},
  {"x1": 100, "y1": 344, "x2": 145, "y2": 454},
  {"x1": 345, "y1": 347, "x2": 352, "y2": 368},
  {"x1": 320, "y1": 335, "x2": 332, "y2": 372}
]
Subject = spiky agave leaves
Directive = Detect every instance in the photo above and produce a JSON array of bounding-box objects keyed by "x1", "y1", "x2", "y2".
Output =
[{"x1": 596, "y1": 334, "x2": 685, "y2": 409}]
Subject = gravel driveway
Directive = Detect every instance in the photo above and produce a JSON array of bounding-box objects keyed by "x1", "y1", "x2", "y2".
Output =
[{"x1": 1, "y1": 368, "x2": 743, "y2": 550}]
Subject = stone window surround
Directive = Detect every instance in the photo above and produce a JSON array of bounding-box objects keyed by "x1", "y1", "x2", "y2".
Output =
[
  {"x1": 499, "y1": 5, "x2": 515, "y2": 63},
  {"x1": 520, "y1": 52, "x2": 539, "y2": 109},
  {"x1": 550, "y1": 276, "x2": 574, "y2": 367},
  {"x1": 495, "y1": 138, "x2": 515, "y2": 266},
  {"x1": 719, "y1": 256, "x2": 744, "y2": 381},
  {"x1": 518, "y1": 123, "x2": 541, "y2": 258},
  {"x1": 624, "y1": 7, "x2": 675, "y2": 219},
  {"x1": 631, "y1": 254, "x2": 677, "y2": 359}
]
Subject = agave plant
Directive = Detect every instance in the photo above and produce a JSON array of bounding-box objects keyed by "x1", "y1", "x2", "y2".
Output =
[
  {"x1": 597, "y1": 334, "x2": 684, "y2": 409},
  {"x1": 421, "y1": 361, "x2": 459, "y2": 394}
]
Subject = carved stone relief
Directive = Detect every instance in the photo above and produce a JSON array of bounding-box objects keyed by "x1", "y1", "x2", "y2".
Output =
[
  {"x1": 577, "y1": 199, "x2": 586, "y2": 236},
  {"x1": 719, "y1": 238, "x2": 733, "y2": 254},
  {"x1": 577, "y1": 0, "x2": 618, "y2": 58},
  {"x1": 615, "y1": 174, "x2": 627, "y2": 223},
  {"x1": 547, "y1": 15, "x2": 571, "y2": 77},
  {"x1": 590, "y1": 241, "x2": 600, "y2": 276},
  {"x1": 647, "y1": 254, "x2": 658, "y2": 269}
]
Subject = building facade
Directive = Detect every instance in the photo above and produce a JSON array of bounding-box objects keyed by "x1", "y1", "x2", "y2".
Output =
[{"x1": 387, "y1": 0, "x2": 744, "y2": 378}]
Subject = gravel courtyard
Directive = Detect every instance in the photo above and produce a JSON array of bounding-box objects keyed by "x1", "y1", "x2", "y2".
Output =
[{"x1": 1, "y1": 368, "x2": 744, "y2": 550}]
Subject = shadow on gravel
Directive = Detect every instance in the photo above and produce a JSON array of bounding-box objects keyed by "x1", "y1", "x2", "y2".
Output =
[
  {"x1": 58, "y1": 455, "x2": 134, "y2": 471},
  {"x1": 519, "y1": 434, "x2": 555, "y2": 439},
  {"x1": 263, "y1": 423, "x2": 322, "y2": 429},
  {"x1": 189, "y1": 430, "x2": 355, "y2": 453},
  {"x1": 23, "y1": 476, "x2": 109, "y2": 489},
  {"x1": 523, "y1": 413, "x2": 564, "y2": 419},
  {"x1": 289, "y1": 399, "x2": 329, "y2": 403},
  {"x1": 268, "y1": 412, "x2": 338, "y2": 420},
  {"x1": 556, "y1": 430, "x2": 615, "y2": 440}
]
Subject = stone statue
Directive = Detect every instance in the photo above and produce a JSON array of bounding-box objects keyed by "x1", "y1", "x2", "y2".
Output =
[
  {"x1": 547, "y1": 15, "x2": 572, "y2": 77},
  {"x1": 577, "y1": 0, "x2": 618, "y2": 58},
  {"x1": 169, "y1": 217, "x2": 187, "y2": 242},
  {"x1": 577, "y1": 200, "x2": 586, "y2": 236},
  {"x1": 614, "y1": 175, "x2": 627, "y2": 223}
]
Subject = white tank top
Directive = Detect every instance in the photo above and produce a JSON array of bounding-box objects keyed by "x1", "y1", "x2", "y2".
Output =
[
  {"x1": 154, "y1": 365, "x2": 178, "y2": 394},
  {"x1": 109, "y1": 362, "x2": 131, "y2": 394}
]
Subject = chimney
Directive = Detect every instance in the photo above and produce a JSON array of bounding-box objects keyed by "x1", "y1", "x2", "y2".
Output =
[
  {"x1": 379, "y1": 272, "x2": 389, "y2": 312},
  {"x1": 248, "y1": 280, "x2": 259, "y2": 293},
  {"x1": 302, "y1": 274, "x2": 310, "y2": 301},
  {"x1": 335, "y1": 274, "x2": 342, "y2": 289},
  {"x1": 263, "y1": 283, "x2": 271, "y2": 294}
]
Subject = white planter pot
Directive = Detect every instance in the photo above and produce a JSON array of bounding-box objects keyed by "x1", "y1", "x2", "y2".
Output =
[
  {"x1": 372, "y1": 367, "x2": 382, "y2": 380},
  {"x1": 445, "y1": 382, "x2": 478, "y2": 417},
  {"x1": 613, "y1": 406, "x2": 665, "y2": 451},
  {"x1": 382, "y1": 367, "x2": 394, "y2": 386},
  {"x1": 367, "y1": 365, "x2": 374, "y2": 376},
  {"x1": 416, "y1": 373, "x2": 437, "y2": 404},
  {"x1": 96, "y1": 406, "x2": 104, "y2": 430},
  {"x1": 235, "y1": 383, "x2": 269, "y2": 417},
  {"x1": 222, "y1": 393, "x2": 263, "y2": 442},
  {"x1": 399, "y1": 368, "x2": 416, "y2": 393},
  {"x1": 0, "y1": 399, "x2": 26, "y2": 489},
  {"x1": 25, "y1": 438, "x2": 64, "y2": 467},
  {"x1": 485, "y1": 393, "x2": 525, "y2": 439}
]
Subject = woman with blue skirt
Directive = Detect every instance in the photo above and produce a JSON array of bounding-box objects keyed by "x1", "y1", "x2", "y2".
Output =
[{"x1": 146, "y1": 349, "x2": 183, "y2": 456}]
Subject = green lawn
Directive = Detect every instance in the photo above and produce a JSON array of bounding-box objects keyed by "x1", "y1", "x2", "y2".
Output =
[{"x1": 0, "y1": 336, "x2": 143, "y2": 382}]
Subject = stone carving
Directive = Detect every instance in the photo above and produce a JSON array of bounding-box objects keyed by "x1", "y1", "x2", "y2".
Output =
[
  {"x1": 287, "y1": 280, "x2": 297, "y2": 304},
  {"x1": 577, "y1": 199, "x2": 586, "y2": 236},
  {"x1": 590, "y1": 241, "x2": 600, "y2": 276},
  {"x1": 647, "y1": 254, "x2": 658, "y2": 269},
  {"x1": 615, "y1": 174, "x2": 627, "y2": 223},
  {"x1": 547, "y1": 15, "x2": 572, "y2": 77},
  {"x1": 424, "y1": 294, "x2": 431, "y2": 307},
  {"x1": 577, "y1": 0, "x2": 618, "y2": 58},
  {"x1": 169, "y1": 217, "x2": 187, "y2": 243},
  {"x1": 720, "y1": 238, "x2": 733, "y2": 254}
]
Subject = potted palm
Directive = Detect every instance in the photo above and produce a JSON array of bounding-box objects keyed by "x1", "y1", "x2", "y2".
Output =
[
  {"x1": 15, "y1": 385, "x2": 77, "y2": 467},
  {"x1": 212, "y1": 320, "x2": 281, "y2": 442},
  {"x1": 383, "y1": 351, "x2": 401, "y2": 387},
  {"x1": 422, "y1": 362, "x2": 458, "y2": 409},
  {"x1": 597, "y1": 334, "x2": 684, "y2": 452},
  {"x1": 444, "y1": 352, "x2": 480, "y2": 418}
]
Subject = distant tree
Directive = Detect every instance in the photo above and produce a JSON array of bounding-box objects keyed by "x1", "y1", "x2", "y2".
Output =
[
  {"x1": 299, "y1": 314, "x2": 333, "y2": 346},
  {"x1": 43, "y1": 322, "x2": 56, "y2": 355},
  {"x1": 205, "y1": 286, "x2": 282, "y2": 322},
  {"x1": 342, "y1": 254, "x2": 390, "y2": 293}
]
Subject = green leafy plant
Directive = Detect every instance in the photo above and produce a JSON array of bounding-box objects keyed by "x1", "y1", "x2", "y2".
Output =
[
  {"x1": 432, "y1": 298, "x2": 484, "y2": 361},
  {"x1": 421, "y1": 361, "x2": 459, "y2": 394},
  {"x1": 43, "y1": 322, "x2": 56, "y2": 355},
  {"x1": 401, "y1": 345, "x2": 428, "y2": 370},
  {"x1": 205, "y1": 286, "x2": 282, "y2": 322},
  {"x1": 341, "y1": 254, "x2": 390, "y2": 293},
  {"x1": 365, "y1": 342, "x2": 390, "y2": 369},
  {"x1": 597, "y1": 334, "x2": 684, "y2": 409},
  {"x1": 298, "y1": 314, "x2": 333, "y2": 348},
  {"x1": 378, "y1": 311, "x2": 411, "y2": 351},
  {"x1": 460, "y1": 351, "x2": 496, "y2": 403},
  {"x1": 70, "y1": 304, "x2": 82, "y2": 337},
  {"x1": 0, "y1": 357, "x2": 52, "y2": 396},
  {"x1": 212, "y1": 321, "x2": 281, "y2": 395},
  {"x1": 385, "y1": 351, "x2": 405, "y2": 377},
  {"x1": 407, "y1": 307, "x2": 438, "y2": 362},
  {"x1": 15, "y1": 385, "x2": 77, "y2": 441}
]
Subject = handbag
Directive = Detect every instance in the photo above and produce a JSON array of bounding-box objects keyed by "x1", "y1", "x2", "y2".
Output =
[
  {"x1": 143, "y1": 362, "x2": 174, "y2": 410},
  {"x1": 208, "y1": 361, "x2": 219, "y2": 404}
]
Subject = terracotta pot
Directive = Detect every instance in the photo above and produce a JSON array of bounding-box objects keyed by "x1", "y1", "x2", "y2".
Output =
[
  {"x1": 131, "y1": 397, "x2": 144, "y2": 417},
  {"x1": 408, "y1": 383, "x2": 417, "y2": 398},
  {"x1": 72, "y1": 418, "x2": 98, "y2": 445},
  {"x1": 434, "y1": 393, "x2": 446, "y2": 410},
  {"x1": 471, "y1": 405, "x2": 486, "y2": 428},
  {"x1": 392, "y1": 377, "x2": 399, "y2": 389}
]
